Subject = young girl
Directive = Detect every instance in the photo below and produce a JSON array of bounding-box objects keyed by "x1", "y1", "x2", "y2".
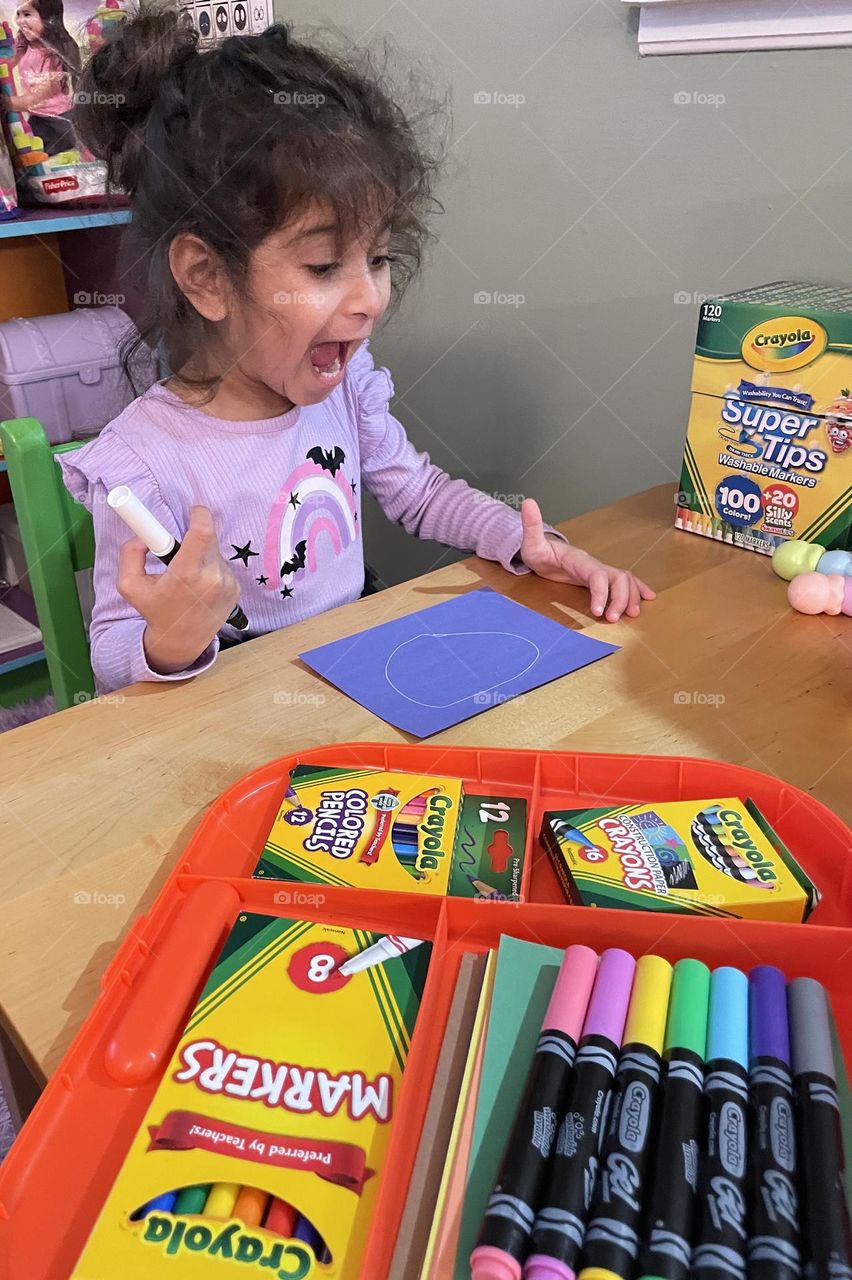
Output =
[
  {"x1": 5, "y1": 0, "x2": 79, "y2": 155},
  {"x1": 61, "y1": 9, "x2": 654, "y2": 694}
]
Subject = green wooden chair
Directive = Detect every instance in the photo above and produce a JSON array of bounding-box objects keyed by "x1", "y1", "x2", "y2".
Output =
[{"x1": 0, "y1": 418, "x2": 96, "y2": 710}]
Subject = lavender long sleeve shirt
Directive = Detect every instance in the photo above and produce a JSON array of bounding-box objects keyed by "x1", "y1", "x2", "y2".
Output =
[{"x1": 60, "y1": 339, "x2": 554, "y2": 693}]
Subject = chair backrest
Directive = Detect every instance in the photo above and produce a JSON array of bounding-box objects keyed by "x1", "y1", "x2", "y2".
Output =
[{"x1": 0, "y1": 417, "x2": 95, "y2": 710}]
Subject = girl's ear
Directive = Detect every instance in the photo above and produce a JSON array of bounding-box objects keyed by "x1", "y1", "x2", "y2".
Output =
[{"x1": 169, "y1": 234, "x2": 230, "y2": 322}]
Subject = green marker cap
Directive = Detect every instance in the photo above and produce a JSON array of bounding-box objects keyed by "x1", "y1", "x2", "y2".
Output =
[{"x1": 664, "y1": 958, "x2": 711, "y2": 1058}]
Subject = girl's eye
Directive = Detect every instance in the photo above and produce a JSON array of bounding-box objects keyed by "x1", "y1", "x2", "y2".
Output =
[
  {"x1": 371, "y1": 254, "x2": 394, "y2": 269},
  {"x1": 307, "y1": 263, "x2": 338, "y2": 278}
]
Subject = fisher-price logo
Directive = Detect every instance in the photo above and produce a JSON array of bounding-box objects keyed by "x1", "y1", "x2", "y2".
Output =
[{"x1": 741, "y1": 315, "x2": 828, "y2": 374}]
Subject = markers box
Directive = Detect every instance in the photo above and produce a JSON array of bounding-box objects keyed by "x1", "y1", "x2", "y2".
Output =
[
  {"x1": 678, "y1": 282, "x2": 852, "y2": 556},
  {"x1": 255, "y1": 765, "x2": 527, "y2": 900},
  {"x1": 70, "y1": 913, "x2": 429, "y2": 1279},
  {"x1": 541, "y1": 797, "x2": 819, "y2": 922}
]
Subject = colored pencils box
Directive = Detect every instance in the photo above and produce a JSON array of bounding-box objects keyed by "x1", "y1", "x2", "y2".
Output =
[
  {"x1": 541, "y1": 796, "x2": 819, "y2": 921},
  {"x1": 468, "y1": 943, "x2": 852, "y2": 1280},
  {"x1": 69, "y1": 914, "x2": 429, "y2": 1279},
  {"x1": 255, "y1": 763, "x2": 527, "y2": 901}
]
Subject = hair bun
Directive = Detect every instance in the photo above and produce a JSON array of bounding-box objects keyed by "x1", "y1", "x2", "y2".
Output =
[{"x1": 73, "y1": 8, "x2": 198, "y2": 191}]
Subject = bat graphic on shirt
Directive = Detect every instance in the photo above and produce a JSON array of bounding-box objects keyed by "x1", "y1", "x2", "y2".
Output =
[
  {"x1": 280, "y1": 540, "x2": 307, "y2": 577},
  {"x1": 306, "y1": 445, "x2": 346, "y2": 475}
]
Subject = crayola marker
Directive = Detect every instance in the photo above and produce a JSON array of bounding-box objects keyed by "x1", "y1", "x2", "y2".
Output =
[
  {"x1": 471, "y1": 945, "x2": 599, "y2": 1280},
  {"x1": 107, "y1": 486, "x2": 249, "y2": 630},
  {"x1": 264, "y1": 1197, "x2": 297, "y2": 1237},
  {"x1": 131, "y1": 1190, "x2": 178, "y2": 1219},
  {"x1": 637, "y1": 957, "x2": 711, "y2": 1280},
  {"x1": 747, "y1": 966, "x2": 800, "y2": 1280},
  {"x1": 788, "y1": 978, "x2": 852, "y2": 1280},
  {"x1": 338, "y1": 934, "x2": 425, "y2": 976},
  {"x1": 525, "y1": 948, "x2": 637, "y2": 1280},
  {"x1": 577, "y1": 954, "x2": 673, "y2": 1280},
  {"x1": 692, "y1": 967, "x2": 749, "y2": 1280},
  {"x1": 294, "y1": 1215, "x2": 331, "y2": 1263},
  {"x1": 234, "y1": 1185, "x2": 269, "y2": 1226},
  {"x1": 204, "y1": 1182, "x2": 239, "y2": 1218},
  {"x1": 173, "y1": 1184, "x2": 211, "y2": 1215}
]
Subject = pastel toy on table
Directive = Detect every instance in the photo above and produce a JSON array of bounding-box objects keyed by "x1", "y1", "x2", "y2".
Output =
[
  {"x1": 788, "y1": 572, "x2": 852, "y2": 617},
  {"x1": 772, "y1": 538, "x2": 852, "y2": 580}
]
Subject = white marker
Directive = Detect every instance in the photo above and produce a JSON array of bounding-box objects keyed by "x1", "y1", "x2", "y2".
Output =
[
  {"x1": 338, "y1": 934, "x2": 425, "y2": 976},
  {"x1": 107, "y1": 485, "x2": 248, "y2": 630}
]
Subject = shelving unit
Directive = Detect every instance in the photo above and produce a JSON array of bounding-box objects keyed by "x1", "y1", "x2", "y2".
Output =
[
  {"x1": 0, "y1": 203, "x2": 135, "y2": 708},
  {"x1": 0, "y1": 206, "x2": 130, "y2": 241}
]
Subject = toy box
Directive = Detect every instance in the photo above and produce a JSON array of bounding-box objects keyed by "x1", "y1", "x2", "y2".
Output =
[
  {"x1": 677, "y1": 282, "x2": 852, "y2": 555},
  {"x1": 70, "y1": 912, "x2": 430, "y2": 1279},
  {"x1": 0, "y1": 306, "x2": 155, "y2": 445},
  {"x1": 541, "y1": 796, "x2": 820, "y2": 922},
  {"x1": 255, "y1": 763, "x2": 527, "y2": 900}
]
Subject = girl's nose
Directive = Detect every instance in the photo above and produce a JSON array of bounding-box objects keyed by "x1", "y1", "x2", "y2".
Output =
[{"x1": 344, "y1": 266, "x2": 386, "y2": 321}]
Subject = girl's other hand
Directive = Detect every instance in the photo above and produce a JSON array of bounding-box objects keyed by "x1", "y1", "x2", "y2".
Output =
[
  {"x1": 117, "y1": 505, "x2": 241, "y2": 673},
  {"x1": 519, "y1": 497, "x2": 656, "y2": 622}
]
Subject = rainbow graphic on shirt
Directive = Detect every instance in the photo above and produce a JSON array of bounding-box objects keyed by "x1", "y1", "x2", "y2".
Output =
[{"x1": 263, "y1": 449, "x2": 358, "y2": 587}]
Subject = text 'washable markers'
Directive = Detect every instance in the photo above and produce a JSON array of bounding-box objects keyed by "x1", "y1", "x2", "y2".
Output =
[
  {"x1": 637, "y1": 956, "x2": 711, "y2": 1280},
  {"x1": 788, "y1": 978, "x2": 852, "y2": 1280},
  {"x1": 692, "y1": 967, "x2": 749, "y2": 1280},
  {"x1": 747, "y1": 966, "x2": 800, "y2": 1280},
  {"x1": 525, "y1": 948, "x2": 637, "y2": 1280},
  {"x1": 107, "y1": 485, "x2": 249, "y2": 630},
  {"x1": 471, "y1": 944, "x2": 599, "y2": 1280},
  {"x1": 577, "y1": 953, "x2": 673, "y2": 1280}
]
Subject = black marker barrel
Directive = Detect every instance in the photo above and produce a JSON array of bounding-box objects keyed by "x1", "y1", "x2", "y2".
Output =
[
  {"x1": 637, "y1": 957, "x2": 711, "y2": 1280},
  {"x1": 747, "y1": 965, "x2": 800, "y2": 1280},
  {"x1": 788, "y1": 978, "x2": 852, "y2": 1280},
  {"x1": 692, "y1": 966, "x2": 749, "y2": 1280},
  {"x1": 577, "y1": 954, "x2": 673, "y2": 1280},
  {"x1": 471, "y1": 945, "x2": 599, "y2": 1280},
  {"x1": 525, "y1": 948, "x2": 637, "y2": 1280}
]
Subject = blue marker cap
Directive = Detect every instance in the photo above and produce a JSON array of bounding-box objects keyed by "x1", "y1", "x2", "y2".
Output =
[{"x1": 707, "y1": 966, "x2": 748, "y2": 1067}]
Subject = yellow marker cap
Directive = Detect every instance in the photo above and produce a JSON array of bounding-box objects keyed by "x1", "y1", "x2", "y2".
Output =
[
  {"x1": 622, "y1": 954, "x2": 672, "y2": 1054},
  {"x1": 577, "y1": 1269, "x2": 624, "y2": 1280}
]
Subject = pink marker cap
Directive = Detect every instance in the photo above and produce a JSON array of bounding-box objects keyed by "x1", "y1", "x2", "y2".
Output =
[
  {"x1": 581, "y1": 948, "x2": 636, "y2": 1045},
  {"x1": 471, "y1": 1245, "x2": 523, "y2": 1280},
  {"x1": 542, "y1": 944, "x2": 599, "y2": 1041}
]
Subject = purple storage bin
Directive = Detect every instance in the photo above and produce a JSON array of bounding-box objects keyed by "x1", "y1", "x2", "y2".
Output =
[{"x1": 0, "y1": 307, "x2": 156, "y2": 445}]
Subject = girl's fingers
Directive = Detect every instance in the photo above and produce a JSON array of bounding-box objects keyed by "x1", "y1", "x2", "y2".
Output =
[
  {"x1": 588, "y1": 567, "x2": 611, "y2": 618},
  {"x1": 605, "y1": 572, "x2": 631, "y2": 621},
  {"x1": 637, "y1": 577, "x2": 657, "y2": 600},
  {"x1": 625, "y1": 576, "x2": 642, "y2": 617}
]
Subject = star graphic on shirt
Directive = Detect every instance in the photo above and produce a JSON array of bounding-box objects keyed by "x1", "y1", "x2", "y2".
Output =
[
  {"x1": 280, "y1": 585, "x2": 294, "y2": 599},
  {"x1": 230, "y1": 541, "x2": 259, "y2": 565},
  {"x1": 256, "y1": 574, "x2": 269, "y2": 585},
  {"x1": 289, "y1": 491, "x2": 300, "y2": 509}
]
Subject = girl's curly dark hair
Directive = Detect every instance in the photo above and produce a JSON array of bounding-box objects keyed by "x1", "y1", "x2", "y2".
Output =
[{"x1": 72, "y1": 6, "x2": 446, "y2": 382}]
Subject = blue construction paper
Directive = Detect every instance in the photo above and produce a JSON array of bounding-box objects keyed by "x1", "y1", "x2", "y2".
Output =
[{"x1": 298, "y1": 587, "x2": 619, "y2": 737}]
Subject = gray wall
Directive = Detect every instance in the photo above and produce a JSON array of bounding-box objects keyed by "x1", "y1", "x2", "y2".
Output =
[{"x1": 283, "y1": 0, "x2": 852, "y2": 587}]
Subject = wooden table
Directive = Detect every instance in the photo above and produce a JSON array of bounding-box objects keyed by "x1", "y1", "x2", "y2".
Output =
[{"x1": 1, "y1": 483, "x2": 849, "y2": 1086}]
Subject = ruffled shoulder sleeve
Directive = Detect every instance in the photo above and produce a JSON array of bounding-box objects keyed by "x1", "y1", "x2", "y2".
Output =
[{"x1": 344, "y1": 339, "x2": 395, "y2": 453}]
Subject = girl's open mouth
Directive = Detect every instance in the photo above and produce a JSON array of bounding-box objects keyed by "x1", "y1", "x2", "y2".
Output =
[{"x1": 309, "y1": 340, "x2": 349, "y2": 385}]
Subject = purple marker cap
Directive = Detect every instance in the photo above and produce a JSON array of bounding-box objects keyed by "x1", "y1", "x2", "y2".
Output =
[
  {"x1": 580, "y1": 948, "x2": 636, "y2": 1046},
  {"x1": 749, "y1": 965, "x2": 791, "y2": 1066},
  {"x1": 523, "y1": 1253, "x2": 574, "y2": 1280}
]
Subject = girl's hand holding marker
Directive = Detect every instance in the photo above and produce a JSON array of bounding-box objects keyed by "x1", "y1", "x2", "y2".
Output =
[{"x1": 108, "y1": 487, "x2": 247, "y2": 677}]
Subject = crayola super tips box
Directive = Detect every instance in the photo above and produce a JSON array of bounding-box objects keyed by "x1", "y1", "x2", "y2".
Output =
[
  {"x1": 678, "y1": 282, "x2": 852, "y2": 555},
  {"x1": 70, "y1": 913, "x2": 430, "y2": 1279}
]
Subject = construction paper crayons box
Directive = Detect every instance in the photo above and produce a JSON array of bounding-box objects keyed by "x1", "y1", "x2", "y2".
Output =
[
  {"x1": 677, "y1": 282, "x2": 852, "y2": 555},
  {"x1": 255, "y1": 764, "x2": 526, "y2": 899},
  {"x1": 70, "y1": 913, "x2": 429, "y2": 1280},
  {"x1": 541, "y1": 797, "x2": 819, "y2": 922}
]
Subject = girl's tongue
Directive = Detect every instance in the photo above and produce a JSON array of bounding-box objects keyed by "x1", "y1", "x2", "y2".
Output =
[{"x1": 310, "y1": 341, "x2": 343, "y2": 374}]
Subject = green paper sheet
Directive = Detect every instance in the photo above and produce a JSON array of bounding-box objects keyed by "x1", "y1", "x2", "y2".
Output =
[{"x1": 453, "y1": 935, "x2": 564, "y2": 1278}]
